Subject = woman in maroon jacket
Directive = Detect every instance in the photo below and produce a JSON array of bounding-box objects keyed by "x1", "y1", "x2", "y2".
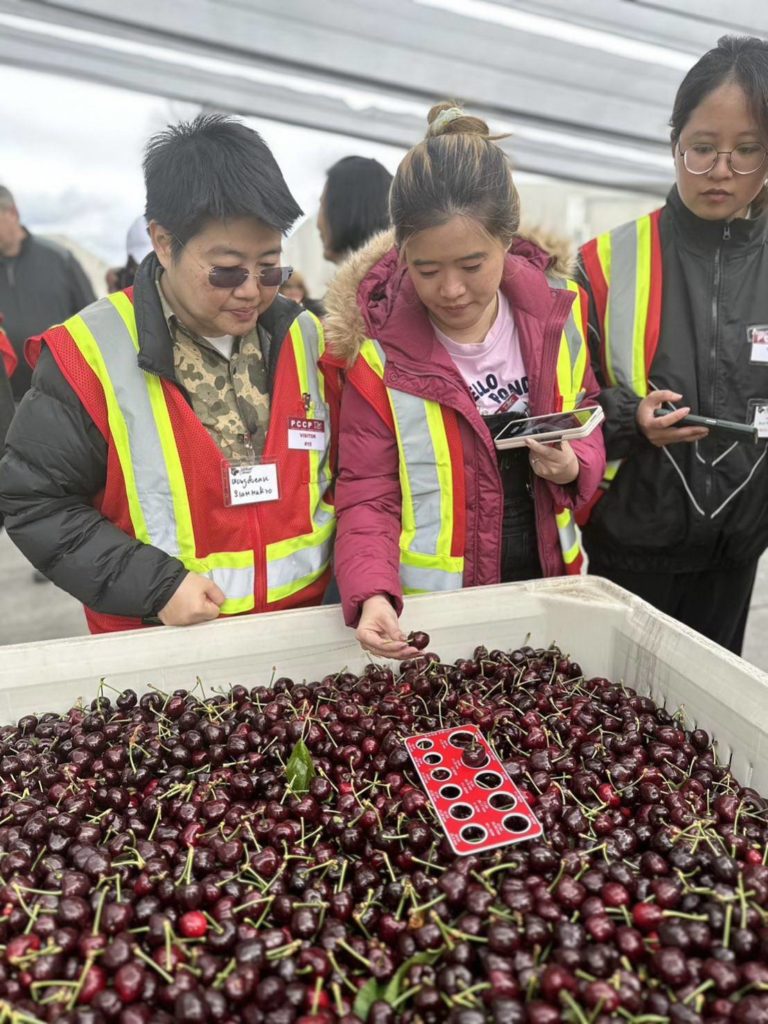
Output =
[{"x1": 324, "y1": 103, "x2": 606, "y2": 658}]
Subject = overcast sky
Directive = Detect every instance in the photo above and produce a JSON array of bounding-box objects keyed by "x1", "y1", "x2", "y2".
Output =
[{"x1": 1, "y1": 62, "x2": 408, "y2": 265}]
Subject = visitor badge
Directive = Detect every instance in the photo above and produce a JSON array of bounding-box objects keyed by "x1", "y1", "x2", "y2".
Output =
[
  {"x1": 287, "y1": 417, "x2": 326, "y2": 452},
  {"x1": 222, "y1": 461, "x2": 279, "y2": 506},
  {"x1": 749, "y1": 399, "x2": 768, "y2": 439},
  {"x1": 748, "y1": 324, "x2": 768, "y2": 363}
]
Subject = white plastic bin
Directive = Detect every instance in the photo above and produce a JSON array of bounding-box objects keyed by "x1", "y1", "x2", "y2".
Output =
[{"x1": 1, "y1": 577, "x2": 767, "y2": 790}]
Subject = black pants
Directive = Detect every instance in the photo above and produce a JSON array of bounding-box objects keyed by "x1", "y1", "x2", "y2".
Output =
[
  {"x1": 588, "y1": 559, "x2": 759, "y2": 656},
  {"x1": 497, "y1": 448, "x2": 542, "y2": 583}
]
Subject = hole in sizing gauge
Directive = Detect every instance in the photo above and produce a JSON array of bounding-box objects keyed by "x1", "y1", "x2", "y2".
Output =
[
  {"x1": 431, "y1": 768, "x2": 451, "y2": 781},
  {"x1": 476, "y1": 771, "x2": 502, "y2": 790},
  {"x1": 415, "y1": 739, "x2": 433, "y2": 750},
  {"x1": 439, "y1": 784, "x2": 461, "y2": 800},
  {"x1": 489, "y1": 792, "x2": 518, "y2": 811},
  {"x1": 461, "y1": 824, "x2": 487, "y2": 844},
  {"x1": 423, "y1": 753, "x2": 442, "y2": 765},
  {"x1": 448, "y1": 731, "x2": 474, "y2": 749},
  {"x1": 503, "y1": 813, "x2": 531, "y2": 835},
  {"x1": 462, "y1": 747, "x2": 489, "y2": 769},
  {"x1": 450, "y1": 804, "x2": 473, "y2": 821}
]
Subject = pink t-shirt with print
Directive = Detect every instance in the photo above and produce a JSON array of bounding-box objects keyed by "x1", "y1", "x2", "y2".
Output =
[{"x1": 432, "y1": 292, "x2": 528, "y2": 416}]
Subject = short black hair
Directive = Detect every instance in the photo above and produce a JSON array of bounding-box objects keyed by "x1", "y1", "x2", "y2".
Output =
[
  {"x1": 670, "y1": 35, "x2": 768, "y2": 146},
  {"x1": 144, "y1": 113, "x2": 302, "y2": 253},
  {"x1": 323, "y1": 156, "x2": 393, "y2": 257}
]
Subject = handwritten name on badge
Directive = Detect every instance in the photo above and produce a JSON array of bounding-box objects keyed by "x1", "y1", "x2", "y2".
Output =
[
  {"x1": 287, "y1": 417, "x2": 326, "y2": 452},
  {"x1": 227, "y1": 463, "x2": 279, "y2": 506}
]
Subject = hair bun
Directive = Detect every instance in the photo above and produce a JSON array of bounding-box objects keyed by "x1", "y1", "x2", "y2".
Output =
[{"x1": 426, "y1": 102, "x2": 491, "y2": 140}]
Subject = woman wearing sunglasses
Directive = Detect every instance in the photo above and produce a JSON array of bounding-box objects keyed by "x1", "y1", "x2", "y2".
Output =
[
  {"x1": 0, "y1": 115, "x2": 336, "y2": 632},
  {"x1": 578, "y1": 35, "x2": 768, "y2": 654}
]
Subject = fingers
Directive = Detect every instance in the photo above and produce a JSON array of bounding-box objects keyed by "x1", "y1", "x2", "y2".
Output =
[
  {"x1": 646, "y1": 389, "x2": 683, "y2": 407},
  {"x1": 525, "y1": 438, "x2": 548, "y2": 456},
  {"x1": 648, "y1": 426, "x2": 709, "y2": 447},
  {"x1": 204, "y1": 580, "x2": 227, "y2": 607},
  {"x1": 355, "y1": 629, "x2": 418, "y2": 660},
  {"x1": 643, "y1": 405, "x2": 691, "y2": 429}
]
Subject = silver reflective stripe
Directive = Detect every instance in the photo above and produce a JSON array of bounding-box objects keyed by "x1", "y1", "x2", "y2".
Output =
[
  {"x1": 547, "y1": 276, "x2": 584, "y2": 371},
  {"x1": 78, "y1": 298, "x2": 180, "y2": 556},
  {"x1": 558, "y1": 517, "x2": 578, "y2": 554},
  {"x1": 605, "y1": 220, "x2": 639, "y2": 390},
  {"x1": 296, "y1": 310, "x2": 324, "y2": 410},
  {"x1": 294, "y1": 310, "x2": 332, "y2": 483},
  {"x1": 388, "y1": 389, "x2": 442, "y2": 555},
  {"x1": 401, "y1": 563, "x2": 463, "y2": 593},
  {"x1": 267, "y1": 536, "x2": 334, "y2": 590},
  {"x1": 209, "y1": 565, "x2": 254, "y2": 601}
]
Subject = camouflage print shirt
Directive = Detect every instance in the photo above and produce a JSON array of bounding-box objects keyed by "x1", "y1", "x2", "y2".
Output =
[{"x1": 156, "y1": 275, "x2": 270, "y2": 462}]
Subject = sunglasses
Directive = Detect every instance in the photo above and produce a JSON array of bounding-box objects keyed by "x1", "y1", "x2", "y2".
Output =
[{"x1": 206, "y1": 264, "x2": 293, "y2": 289}]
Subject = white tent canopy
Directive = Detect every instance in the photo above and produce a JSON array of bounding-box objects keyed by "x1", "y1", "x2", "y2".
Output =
[{"x1": 0, "y1": 0, "x2": 765, "y2": 194}]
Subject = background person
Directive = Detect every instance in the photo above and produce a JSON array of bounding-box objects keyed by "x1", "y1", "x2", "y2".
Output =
[
  {"x1": 106, "y1": 214, "x2": 154, "y2": 293},
  {"x1": 0, "y1": 185, "x2": 95, "y2": 401},
  {"x1": 578, "y1": 35, "x2": 768, "y2": 655},
  {"x1": 0, "y1": 115, "x2": 335, "y2": 632},
  {"x1": 279, "y1": 268, "x2": 325, "y2": 318},
  {"x1": 324, "y1": 104, "x2": 605, "y2": 659},
  {"x1": 317, "y1": 155, "x2": 393, "y2": 264}
]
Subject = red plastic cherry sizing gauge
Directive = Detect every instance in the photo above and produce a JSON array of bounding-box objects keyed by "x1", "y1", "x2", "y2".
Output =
[{"x1": 405, "y1": 724, "x2": 543, "y2": 855}]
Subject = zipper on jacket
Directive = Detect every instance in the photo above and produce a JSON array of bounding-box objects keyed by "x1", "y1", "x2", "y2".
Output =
[{"x1": 705, "y1": 223, "x2": 728, "y2": 500}]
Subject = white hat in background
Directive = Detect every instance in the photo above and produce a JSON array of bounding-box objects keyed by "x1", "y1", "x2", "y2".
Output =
[{"x1": 126, "y1": 215, "x2": 153, "y2": 264}]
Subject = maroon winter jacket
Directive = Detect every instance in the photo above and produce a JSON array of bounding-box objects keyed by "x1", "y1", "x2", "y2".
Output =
[{"x1": 323, "y1": 231, "x2": 606, "y2": 627}]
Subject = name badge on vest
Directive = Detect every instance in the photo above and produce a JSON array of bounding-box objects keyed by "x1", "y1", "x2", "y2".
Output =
[
  {"x1": 748, "y1": 324, "x2": 768, "y2": 363},
  {"x1": 222, "y1": 461, "x2": 280, "y2": 507},
  {"x1": 287, "y1": 417, "x2": 326, "y2": 452},
  {"x1": 748, "y1": 398, "x2": 768, "y2": 439}
]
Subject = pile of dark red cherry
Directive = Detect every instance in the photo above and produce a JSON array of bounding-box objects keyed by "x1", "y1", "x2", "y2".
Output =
[{"x1": 0, "y1": 641, "x2": 766, "y2": 1024}]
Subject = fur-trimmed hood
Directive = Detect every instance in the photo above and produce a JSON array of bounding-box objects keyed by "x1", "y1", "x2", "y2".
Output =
[{"x1": 324, "y1": 227, "x2": 575, "y2": 366}]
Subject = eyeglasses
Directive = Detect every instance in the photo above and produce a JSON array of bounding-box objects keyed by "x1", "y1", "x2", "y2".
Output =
[
  {"x1": 205, "y1": 264, "x2": 293, "y2": 290},
  {"x1": 679, "y1": 143, "x2": 768, "y2": 176}
]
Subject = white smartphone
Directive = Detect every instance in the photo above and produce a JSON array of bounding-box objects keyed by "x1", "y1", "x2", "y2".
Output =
[{"x1": 493, "y1": 405, "x2": 605, "y2": 450}]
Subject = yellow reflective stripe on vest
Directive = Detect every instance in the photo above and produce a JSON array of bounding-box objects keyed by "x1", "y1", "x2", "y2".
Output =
[
  {"x1": 66, "y1": 295, "x2": 255, "y2": 615},
  {"x1": 110, "y1": 291, "x2": 197, "y2": 564},
  {"x1": 357, "y1": 339, "x2": 464, "y2": 595},
  {"x1": 555, "y1": 509, "x2": 580, "y2": 565},
  {"x1": 547, "y1": 279, "x2": 586, "y2": 573},
  {"x1": 597, "y1": 216, "x2": 652, "y2": 398},
  {"x1": 265, "y1": 311, "x2": 333, "y2": 603},
  {"x1": 549, "y1": 277, "x2": 588, "y2": 409},
  {"x1": 67, "y1": 301, "x2": 151, "y2": 547}
]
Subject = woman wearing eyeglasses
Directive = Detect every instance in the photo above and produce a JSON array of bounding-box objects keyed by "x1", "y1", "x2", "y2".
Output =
[
  {"x1": 0, "y1": 115, "x2": 337, "y2": 632},
  {"x1": 578, "y1": 35, "x2": 768, "y2": 654}
]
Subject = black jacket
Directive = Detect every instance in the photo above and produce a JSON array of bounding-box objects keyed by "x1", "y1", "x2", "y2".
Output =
[
  {"x1": 0, "y1": 255, "x2": 304, "y2": 619},
  {"x1": 579, "y1": 187, "x2": 768, "y2": 573},
  {"x1": 0, "y1": 231, "x2": 96, "y2": 399}
]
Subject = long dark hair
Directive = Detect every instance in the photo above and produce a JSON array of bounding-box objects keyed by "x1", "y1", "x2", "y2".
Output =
[
  {"x1": 322, "y1": 156, "x2": 392, "y2": 257},
  {"x1": 671, "y1": 36, "x2": 768, "y2": 213}
]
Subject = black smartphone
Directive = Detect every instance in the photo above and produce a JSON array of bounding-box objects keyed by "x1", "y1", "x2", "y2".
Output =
[{"x1": 653, "y1": 410, "x2": 758, "y2": 443}]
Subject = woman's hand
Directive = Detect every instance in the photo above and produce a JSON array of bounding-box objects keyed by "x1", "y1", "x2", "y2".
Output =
[
  {"x1": 157, "y1": 573, "x2": 224, "y2": 626},
  {"x1": 527, "y1": 438, "x2": 579, "y2": 485},
  {"x1": 356, "y1": 595, "x2": 420, "y2": 660},
  {"x1": 636, "y1": 390, "x2": 709, "y2": 447}
]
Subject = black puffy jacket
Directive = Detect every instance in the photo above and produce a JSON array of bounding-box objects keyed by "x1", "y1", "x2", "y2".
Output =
[
  {"x1": 578, "y1": 187, "x2": 768, "y2": 573},
  {"x1": 0, "y1": 256, "x2": 302, "y2": 620}
]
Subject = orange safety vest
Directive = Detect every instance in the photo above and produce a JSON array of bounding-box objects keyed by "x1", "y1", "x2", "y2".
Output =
[
  {"x1": 345, "y1": 276, "x2": 590, "y2": 587},
  {"x1": 38, "y1": 290, "x2": 335, "y2": 632},
  {"x1": 579, "y1": 208, "x2": 663, "y2": 501}
]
